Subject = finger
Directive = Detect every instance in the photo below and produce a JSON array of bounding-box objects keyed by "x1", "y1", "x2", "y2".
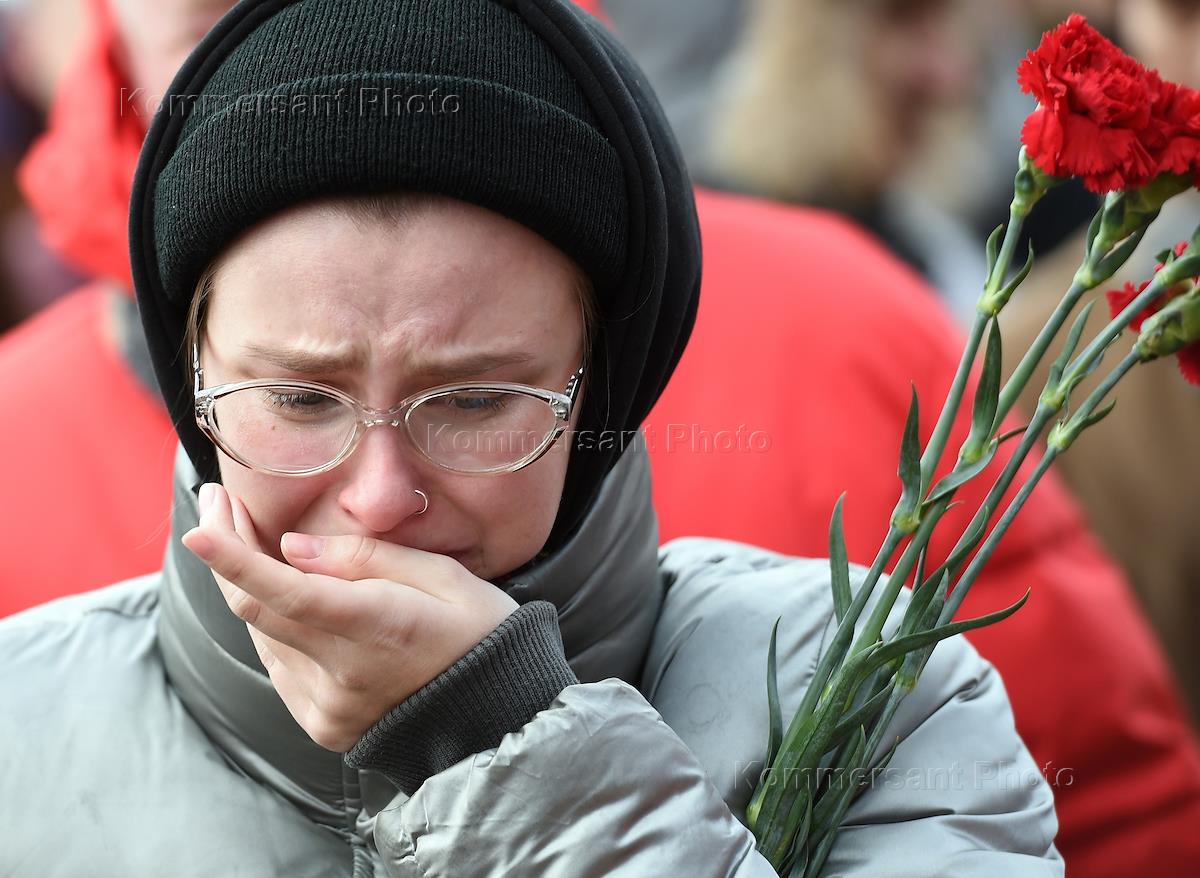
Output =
[
  {"x1": 197, "y1": 484, "x2": 250, "y2": 609},
  {"x1": 197, "y1": 484, "x2": 259, "y2": 613},
  {"x1": 183, "y1": 524, "x2": 360, "y2": 635},
  {"x1": 227, "y1": 491, "x2": 265, "y2": 555},
  {"x1": 190, "y1": 488, "x2": 340, "y2": 660},
  {"x1": 280, "y1": 532, "x2": 461, "y2": 598},
  {"x1": 197, "y1": 548, "x2": 332, "y2": 658},
  {"x1": 248, "y1": 623, "x2": 320, "y2": 682},
  {"x1": 201, "y1": 482, "x2": 241, "y2": 540}
]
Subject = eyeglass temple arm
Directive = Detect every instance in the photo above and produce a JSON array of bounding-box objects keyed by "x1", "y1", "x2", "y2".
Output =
[
  {"x1": 192, "y1": 342, "x2": 204, "y2": 395},
  {"x1": 566, "y1": 365, "x2": 585, "y2": 402}
]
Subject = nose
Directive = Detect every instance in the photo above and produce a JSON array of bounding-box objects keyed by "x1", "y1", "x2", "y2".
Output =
[{"x1": 335, "y1": 423, "x2": 429, "y2": 534}]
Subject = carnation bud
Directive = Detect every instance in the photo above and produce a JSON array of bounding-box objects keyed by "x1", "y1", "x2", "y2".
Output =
[
  {"x1": 1011, "y1": 148, "x2": 1063, "y2": 218},
  {"x1": 1093, "y1": 174, "x2": 1192, "y2": 257},
  {"x1": 1135, "y1": 285, "x2": 1200, "y2": 362}
]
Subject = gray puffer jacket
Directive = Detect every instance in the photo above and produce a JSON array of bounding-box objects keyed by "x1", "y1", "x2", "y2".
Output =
[{"x1": 0, "y1": 443, "x2": 1061, "y2": 876}]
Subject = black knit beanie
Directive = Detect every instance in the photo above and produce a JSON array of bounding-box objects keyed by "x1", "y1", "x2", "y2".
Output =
[{"x1": 131, "y1": 0, "x2": 701, "y2": 550}]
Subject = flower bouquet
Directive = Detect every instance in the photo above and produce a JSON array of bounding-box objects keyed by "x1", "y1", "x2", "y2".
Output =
[{"x1": 746, "y1": 15, "x2": 1200, "y2": 876}]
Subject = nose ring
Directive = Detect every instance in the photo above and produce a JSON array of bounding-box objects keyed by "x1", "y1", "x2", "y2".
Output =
[{"x1": 414, "y1": 489, "x2": 429, "y2": 515}]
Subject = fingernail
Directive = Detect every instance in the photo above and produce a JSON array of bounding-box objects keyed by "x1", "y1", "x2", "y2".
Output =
[
  {"x1": 183, "y1": 528, "x2": 215, "y2": 562},
  {"x1": 282, "y1": 532, "x2": 324, "y2": 559},
  {"x1": 198, "y1": 483, "x2": 215, "y2": 516}
]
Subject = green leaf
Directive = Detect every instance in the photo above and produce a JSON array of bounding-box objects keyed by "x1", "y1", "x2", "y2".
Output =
[
  {"x1": 995, "y1": 425, "x2": 1027, "y2": 446},
  {"x1": 927, "y1": 441, "x2": 999, "y2": 504},
  {"x1": 1077, "y1": 344, "x2": 1107, "y2": 382},
  {"x1": 778, "y1": 785, "x2": 814, "y2": 877},
  {"x1": 984, "y1": 224, "x2": 1004, "y2": 276},
  {"x1": 787, "y1": 843, "x2": 810, "y2": 878},
  {"x1": 893, "y1": 387, "x2": 922, "y2": 530},
  {"x1": 1083, "y1": 206, "x2": 1104, "y2": 254},
  {"x1": 1078, "y1": 400, "x2": 1117, "y2": 432},
  {"x1": 1092, "y1": 227, "x2": 1149, "y2": 287},
  {"x1": 766, "y1": 617, "x2": 784, "y2": 769},
  {"x1": 869, "y1": 590, "x2": 1030, "y2": 675},
  {"x1": 970, "y1": 321, "x2": 1003, "y2": 448},
  {"x1": 940, "y1": 511, "x2": 988, "y2": 579},
  {"x1": 1042, "y1": 300, "x2": 1097, "y2": 417},
  {"x1": 900, "y1": 386, "x2": 921, "y2": 491},
  {"x1": 803, "y1": 728, "x2": 873, "y2": 877},
  {"x1": 1000, "y1": 243, "x2": 1036, "y2": 299},
  {"x1": 900, "y1": 568, "x2": 949, "y2": 638},
  {"x1": 913, "y1": 544, "x2": 927, "y2": 601},
  {"x1": 908, "y1": 574, "x2": 953, "y2": 681},
  {"x1": 811, "y1": 726, "x2": 869, "y2": 832},
  {"x1": 829, "y1": 682, "x2": 894, "y2": 746},
  {"x1": 829, "y1": 496, "x2": 851, "y2": 623},
  {"x1": 758, "y1": 645, "x2": 886, "y2": 850}
]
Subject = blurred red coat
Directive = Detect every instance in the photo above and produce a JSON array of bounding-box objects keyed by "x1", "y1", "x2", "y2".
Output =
[{"x1": 1, "y1": 1, "x2": 1199, "y2": 875}]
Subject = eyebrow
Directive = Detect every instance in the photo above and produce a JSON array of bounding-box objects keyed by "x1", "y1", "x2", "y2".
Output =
[{"x1": 240, "y1": 342, "x2": 539, "y2": 382}]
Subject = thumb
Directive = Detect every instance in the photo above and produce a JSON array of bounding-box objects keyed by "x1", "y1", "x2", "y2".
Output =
[{"x1": 280, "y1": 532, "x2": 452, "y2": 595}]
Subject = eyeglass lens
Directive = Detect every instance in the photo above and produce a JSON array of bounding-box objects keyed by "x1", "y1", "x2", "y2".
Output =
[{"x1": 209, "y1": 386, "x2": 561, "y2": 473}]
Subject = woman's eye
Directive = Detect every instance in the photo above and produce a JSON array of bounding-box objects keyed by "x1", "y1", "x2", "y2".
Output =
[
  {"x1": 265, "y1": 390, "x2": 336, "y2": 412},
  {"x1": 449, "y1": 394, "x2": 508, "y2": 412}
]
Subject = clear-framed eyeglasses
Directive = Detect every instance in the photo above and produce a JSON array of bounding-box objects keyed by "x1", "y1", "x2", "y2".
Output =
[{"x1": 192, "y1": 343, "x2": 584, "y2": 476}]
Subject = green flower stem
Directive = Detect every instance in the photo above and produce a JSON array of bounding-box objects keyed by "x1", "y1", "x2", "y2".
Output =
[
  {"x1": 992, "y1": 279, "x2": 1087, "y2": 431},
  {"x1": 790, "y1": 528, "x2": 906, "y2": 725},
  {"x1": 926, "y1": 402, "x2": 1058, "y2": 597},
  {"x1": 919, "y1": 313, "x2": 989, "y2": 498},
  {"x1": 993, "y1": 209, "x2": 1025, "y2": 277},
  {"x1": 748, "y1": 527, "x2": 906, "y2": 832},
  {"x1": 1052, "y1": 348, "x2": 1140, "y2": 448},
  {"x1": 755, "y1": 647, "x2": 886, "y2": 862},
  {"x1": 1056, "y1": 272, "x2": 1169, "y2": 397},
  {"x1": 937, "y1": 445, "x2": 1058, "y2": 627},
  {"x1": 939, "y1": 350, "x2": 1137, "y2": 626},
  {"x1": 919, "y1": 212, "x2": 1025, "y2": 496},
  {"x1": 850, "y1": 498, "x2": 953, "y2": 656}
]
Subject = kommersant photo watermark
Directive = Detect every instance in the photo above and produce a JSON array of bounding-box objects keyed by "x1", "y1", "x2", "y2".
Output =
[
  {"x1": 119, "y1": 86, "x2": 463, "y2": 119},
  {"x1": 420, "y1": 425, "x2": 774, "y2": 456},
  {"x1": 731, "y1": 760, "x2": 1076, "y2": 794}
]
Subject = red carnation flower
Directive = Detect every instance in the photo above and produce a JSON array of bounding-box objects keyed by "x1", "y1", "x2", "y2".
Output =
[
  {"x1": 1106, "y1": 240, "x2": 1192, "y2": 329},
  {"x1": 1018, "y1": 15, "x2": 1162, "y2": 193},
  {"x1": 1178, "y1": 345, "x2": 1200, "y2": 385},
  {"x1": 1106, "y1": 241, "x2": 1200, "y2": 385},
  {"x1": 1148, "y1": 79, "x2": 1200, "y2": 184},
  {"x1": 1106, "y1": 280, "x2": 1158, "y2": 331}
]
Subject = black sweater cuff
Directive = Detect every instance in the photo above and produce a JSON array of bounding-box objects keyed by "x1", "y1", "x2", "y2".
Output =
[{"x1": 344, "y1": 600, "x2": 578, "y2": 796}]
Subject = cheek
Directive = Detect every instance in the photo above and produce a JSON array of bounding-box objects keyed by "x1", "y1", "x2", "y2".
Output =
[
  {"x1": 216, "y1": 456, "x2": 329, "y2": 560},
  {"x1": 464, "y1": 440, "x2": 570, "y2": 579}
]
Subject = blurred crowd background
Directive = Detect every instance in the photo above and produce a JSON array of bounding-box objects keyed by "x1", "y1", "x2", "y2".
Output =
[{"x1": 0, "y1": 0, "x2": 1197, "y2": 722}]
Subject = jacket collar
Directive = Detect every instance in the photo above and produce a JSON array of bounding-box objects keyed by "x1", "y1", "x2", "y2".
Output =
[{"x1": 157, "y1": 439, "x2": 662, "y2": 822}]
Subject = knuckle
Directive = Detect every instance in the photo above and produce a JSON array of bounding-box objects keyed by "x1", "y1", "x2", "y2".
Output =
[
  {"x1": 374, "y1": 606, "x2": 418, "y2": 650},
  {"x1": 332, "y1": 668, "x2": 368, "y2": 695},
  {"x1": 227, "y1": 589, "x2": 261, "y2": 625},
  {"x1": 222, "y1": 554, "x2": 250, "y2": 584},
  {"x1": 346, "y1": 535, "x2": 379, "y2": 573},
  {"x1": 276, "y1": 588, "x2": 310, "y2": 621}
]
